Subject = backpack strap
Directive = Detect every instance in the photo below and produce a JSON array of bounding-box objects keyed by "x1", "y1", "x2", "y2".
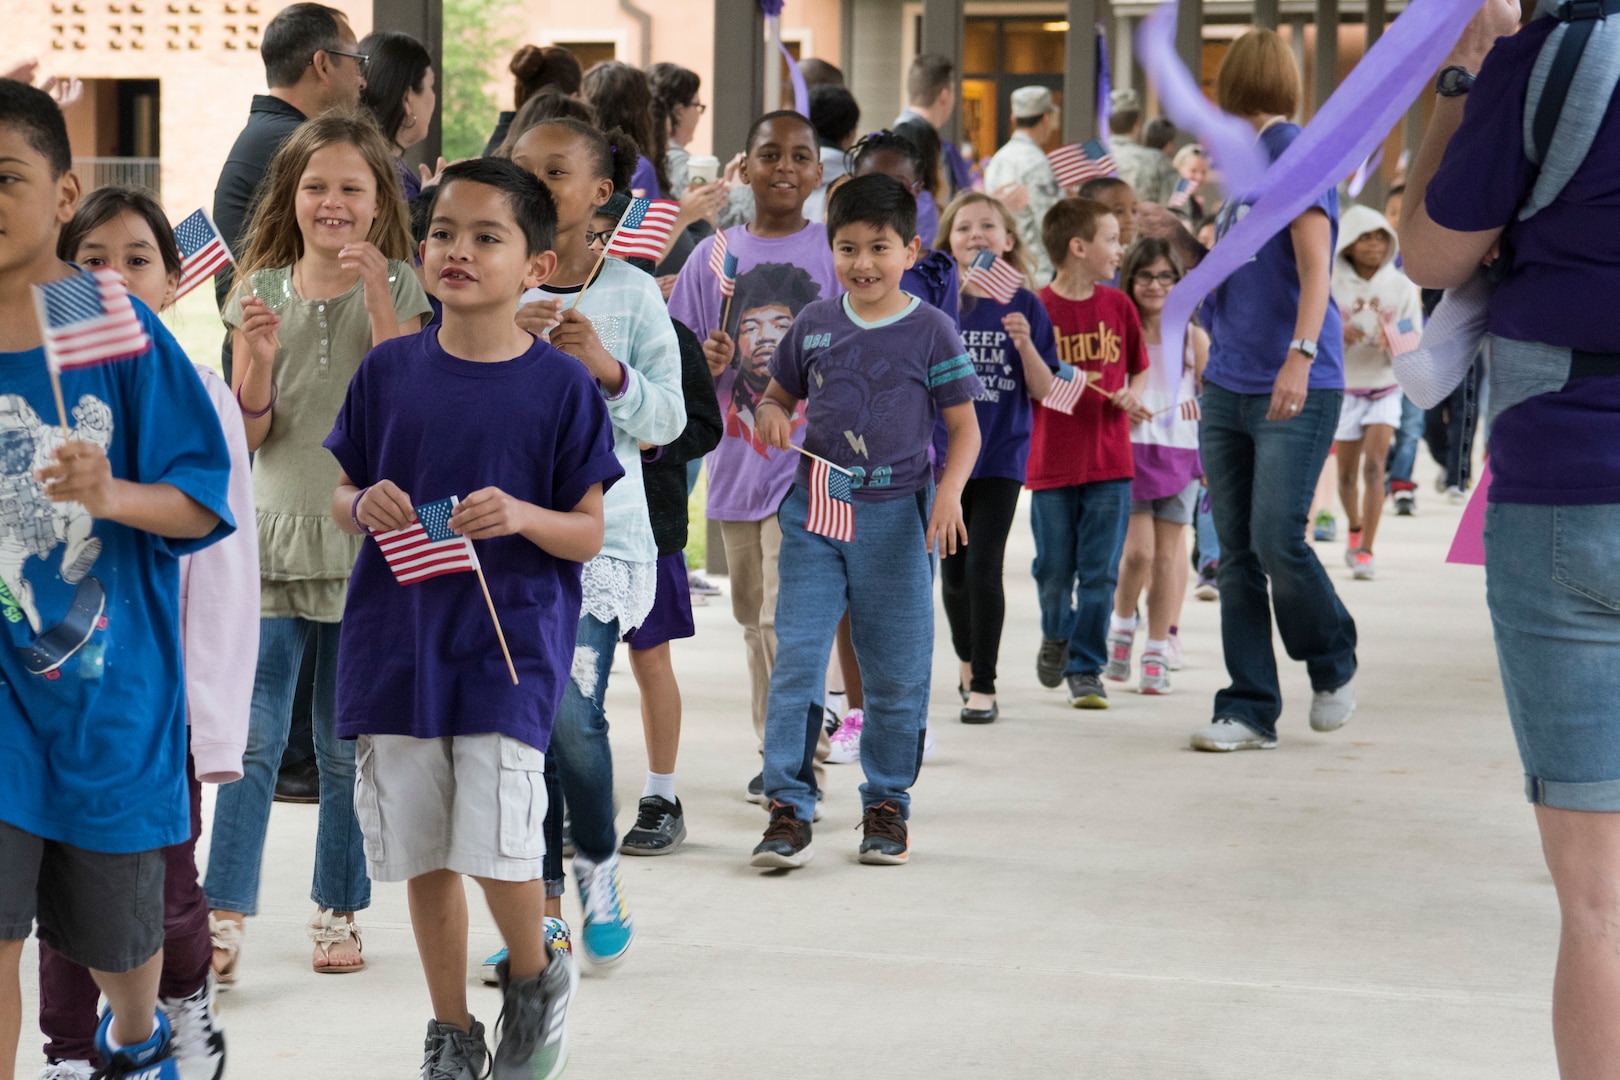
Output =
[{"x1": 1520, "y1": 0, "x2": 1620, "y2": 217}]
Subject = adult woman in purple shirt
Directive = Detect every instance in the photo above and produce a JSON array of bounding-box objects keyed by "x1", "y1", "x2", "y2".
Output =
[{"x1": 1403, "y1": 0, "x2": 1620, "y2": 1072}]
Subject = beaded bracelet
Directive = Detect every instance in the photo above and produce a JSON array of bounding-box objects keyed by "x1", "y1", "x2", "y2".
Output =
[
  {"x1": 350, "y1": 486, "x2": 371, "y2": 532},
  {"x1": 236, "y1": 380, "x2": 278, "y2": 419}
]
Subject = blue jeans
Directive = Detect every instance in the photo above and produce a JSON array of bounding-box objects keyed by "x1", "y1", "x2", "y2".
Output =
[
  {"x1": 1199, "y1": 384, "x2": 1358, "y2": 737},
  {"x1": 1195, "y1": 483, "x2": 1220, "y2": 572},
  {"x1": 763, "y1": 485, "x2": 934, "y2": 823},
  {"x1": 548, "y1": 613, "x2": 621, "y2": 863},
  {"x1": 205, "y1": 618, "x2": 369, "y2": 915},
  {"x1": 1487, "y1": 501, "x2": 1620, "y2": 811},
  {"x1": 1385, "y1": 394, "x2": 1425, "y2": 488},
  {"x1": 1029, "y1": 480, "x2": 1133, "y2": 676}
]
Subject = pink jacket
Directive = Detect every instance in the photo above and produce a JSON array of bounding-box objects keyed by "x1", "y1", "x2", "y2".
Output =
[{"x1": 180, "y1": 366, "x2": 259, "y2": 783}]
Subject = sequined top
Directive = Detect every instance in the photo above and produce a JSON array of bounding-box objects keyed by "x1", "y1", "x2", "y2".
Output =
[{"x1": 224, "y1": 261, "x2": 431, "y2": 621}]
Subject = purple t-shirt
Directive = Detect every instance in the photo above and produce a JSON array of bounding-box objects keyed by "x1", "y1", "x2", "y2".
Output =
[
  {"x1": 631, "y1": 155, "x2": 663, "y2": 200},
  {"x1": 771, "y1": 295, "x2": 982, "y2": 501},
  {"x1": 1205, "y1": 122, "x2": 1345, "y2": 395},
  {"x1": 1427, "y1": 16, "x2": 1620, "y2": 506},
  {"x1": 324, "y1": 329, "x2": 624, "y2": 751},
  {"x1": 667, "y1": 222, "x2": 841, "y2": 520},
  {"x1": 959, "y1": 288, "x2": 1059, "y2": 483}
]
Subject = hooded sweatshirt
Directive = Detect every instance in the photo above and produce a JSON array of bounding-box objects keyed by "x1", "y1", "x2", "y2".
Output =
[{"x1": 1331, "y1": 204, "x2": 1423, "y2": 391}]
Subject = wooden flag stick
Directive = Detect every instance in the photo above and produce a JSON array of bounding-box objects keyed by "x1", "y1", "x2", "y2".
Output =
[
  {"x1": 720, "y1": 292, "x2": 734, "y2": 338},
  {"x1": 567, "y1": 249, "x2": 610, "y2": 312},
  {"x1": 474, "y1": 565, "x2": 519, "y2": 685},
  {"x1": 788, "y1": 442, "x2": 855, "y2": 477},
  {"x1": 48, "y1": 365, "x2": 71, "y2": 437}
]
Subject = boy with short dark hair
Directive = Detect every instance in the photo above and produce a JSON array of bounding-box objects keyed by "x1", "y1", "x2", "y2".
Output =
[
  {"x1": 326, "y1": 157, "x2": 623, "y2": 1080},
  {"x1": 750, "y1": 173, "x2": 982, "y2": 869},
  {"x1": 1029, "y1": 197, "x2": 1150, "y2": 708},
  {"x1": 0, "y1": 80, "x2": 236, "y2": 1080}
]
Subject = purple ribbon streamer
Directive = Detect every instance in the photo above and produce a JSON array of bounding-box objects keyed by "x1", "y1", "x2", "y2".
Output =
[
  {"x1": 758, "y1": 1, "x2": 809, "y2": 115},
  {"x1": 1347, "y1": 146, "x2": 1386, "y2": 197},
  {"x1": 1157, "y1": 0, "x2": 1487, "y2": 388},
  {"x1": 1137, "y1": 3, "x2": 1269, "y2": 197},
  {"x1": 1097, "y1": 25, "x2": 1112, "y2": 147}
]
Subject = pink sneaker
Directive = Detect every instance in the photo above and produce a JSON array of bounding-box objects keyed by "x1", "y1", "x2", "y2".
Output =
[{"x1": 827, "y1": 709, "x2": 864, "y2": 764}]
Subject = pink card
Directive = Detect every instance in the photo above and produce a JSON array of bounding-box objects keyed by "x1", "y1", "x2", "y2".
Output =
[{"x1": 1445, "y1": 462, "x2": 1490, "y2": 566}]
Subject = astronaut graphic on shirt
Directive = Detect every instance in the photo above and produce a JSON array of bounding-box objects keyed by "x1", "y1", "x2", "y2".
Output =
[{"x1": 0, "y1": 393, "x2": 111, "y2": 636}]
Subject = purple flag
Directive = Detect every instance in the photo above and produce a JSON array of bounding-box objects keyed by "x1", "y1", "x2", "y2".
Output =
[
  {"x1": 1154, "y1": 0, "x2": 1490, "y2": 387},
  {"x1": 1137, "y1": 2, "x2": 1269, "y2": 198}
]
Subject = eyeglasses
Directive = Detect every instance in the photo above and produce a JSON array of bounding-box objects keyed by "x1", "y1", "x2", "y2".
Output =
[
  {"x1": 319, "y1": 48, "x2": 370, "y2": 72},
  {"x1": 1132, "y1": 271, "x2": 1178, "y2": 287},
  {"x1": 585, "y1": 229, "x2": 614, "y2": 247},
  {"x1": 685, "y1": 101, "x2": 707, "y2": 114}
]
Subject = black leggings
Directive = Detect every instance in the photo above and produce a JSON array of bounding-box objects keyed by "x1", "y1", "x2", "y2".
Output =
[{"x1": 940, "y1": 477, "x2": 1024, "y2": 695}]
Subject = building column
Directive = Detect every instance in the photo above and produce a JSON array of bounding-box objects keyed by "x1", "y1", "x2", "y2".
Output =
[
  {"x1": 1313, "y1": 0, "x2": 1339, "y2": 116},
  {"x1": 1288, "y1": 14, "x2": 1308, "y2": 120},
  {"x1": 712, "y1": 0, "x2": 765, "y2": 160},
  {"x1": 1065, "y1": 0, "x2": 1100, "y2": 144},
  {"x1": 1366, "y1": 0, "x2": 1385, "y2": 46},
  {"x1": 1176, "y1": 0, "x2": 1204, "y2": 88},
  {"x1": 921, "y1": 0, "x2": 966, "y2": 145},
  {"x1": 1255, "y1": 0, "x2": 1280, "y2": 30},
  {"x1": 372, "y1": 0, "x2": 442, "y2": 164}
]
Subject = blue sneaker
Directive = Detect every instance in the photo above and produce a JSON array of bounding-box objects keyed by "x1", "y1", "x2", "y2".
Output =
[
  {"x1": 93, "y1": 1008, "x2": 179, "y2": 1078},
  {"x1": 574, "y1": 853, "x2": 633, "y2": 967},
  {"x1": 481, "y1": 918, "x2": 572, "y2": 985}
]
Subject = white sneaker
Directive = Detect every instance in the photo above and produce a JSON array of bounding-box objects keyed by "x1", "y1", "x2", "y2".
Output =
[
  {"x1": 1165, "y1": 633, "x2": 1184, "y2": 671},
  {"x1": 1103, "y1": 631, "x2": 1134, "y2": 682},
  {"x1": 826, "y1": 709, "x2": 863, "y2": 764},
  {"x1": 1190, "y1": 718, "x2": 1277, "y2": 752},
  {"x1": 39, "y1": 1061, "x2": 94, "y2": 1080},
  {"x1": 923, "y1": 725, "x2": 936, "y2": 762},
  {"x1": 1139, "y1": 652, "x2": 1172, "y2": 695},
  {"x1": 1310, "y1": 680, "x2": 1356, "y2": 732},
  {"x1": 160, "y1": 979, "x2": 226, "y2": 1080},
  {"x1": 1445, "y1": 485, "x2": 1467, "y2": 504}
]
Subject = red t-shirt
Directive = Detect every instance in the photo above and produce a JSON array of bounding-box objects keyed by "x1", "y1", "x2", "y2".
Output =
[{"x1": 1026, "y1": 284, "x2": 1149, "y2": 490}]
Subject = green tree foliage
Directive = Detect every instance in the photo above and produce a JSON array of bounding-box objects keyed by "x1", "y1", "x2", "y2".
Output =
[{"x1": 441, "y1": 0, "x2": 517, "y2": 160}]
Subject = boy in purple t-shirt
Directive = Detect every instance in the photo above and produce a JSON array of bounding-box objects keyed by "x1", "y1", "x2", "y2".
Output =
[
  {"x1": 749, "y1": 174, "x2": 982, "y2": 869},
  {"x1": 324, "y1": 160, "x2": 622, "y2": 1080}
]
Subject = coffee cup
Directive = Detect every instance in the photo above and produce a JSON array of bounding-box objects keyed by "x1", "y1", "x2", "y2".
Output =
[{"x1": 687, "y1": 155, "x2": 720, "y2": 186}]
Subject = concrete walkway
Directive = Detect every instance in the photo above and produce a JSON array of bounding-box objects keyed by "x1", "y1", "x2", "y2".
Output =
[{"x1": 15, "y1": 489, "x2": 1557, "y2": 1079}]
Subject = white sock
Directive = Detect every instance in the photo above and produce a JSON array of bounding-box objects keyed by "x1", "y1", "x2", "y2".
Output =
[
  {"x1": 1110, "y1": 613, "x2": 1138, "y2": 636},
  {"x1": 1145, "y1": 638, "x2": 1169, "y2": 656},
  {"x1": 643, "y1": 770, "x2": 676, "y2": 802}
]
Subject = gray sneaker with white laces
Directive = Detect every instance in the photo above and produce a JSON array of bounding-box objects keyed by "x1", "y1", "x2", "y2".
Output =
[
  {"x1": 421, "y1": 1017, "x2": 488, "y2": 1080},
  {"x1": 494, "y1": 952, "x2": 578, "y2": 1080},
  {"x1": 1190, "y1": 718, "x2": 1277, "y2": 752}
]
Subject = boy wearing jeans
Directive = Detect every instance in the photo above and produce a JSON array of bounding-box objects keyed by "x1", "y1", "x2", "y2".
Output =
[
  {"x1": 326, "y1": 160, "x2": 622, "y2": 1079},
  {"x1": 1028, "y1": 198, "x2": 1150, "y2": 709},
  {"x1": 750, "y1": 174, "x2": 981, "y2": 869},
  {"x1": 0, "y1": 82, "x2": 235, "y2": 1080}
]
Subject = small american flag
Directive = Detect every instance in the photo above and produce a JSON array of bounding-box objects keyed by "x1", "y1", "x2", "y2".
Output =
[
  {"x1": 1167, "y1": 177, "x2": 1199, "y2": 210},
  {"x1": 173, "y1": 208, "x2": 233, "y2": 300},
  {"x1": 805, "y1": 455, "x2": 854, "y2": 542},
  {"x1": 1381, "y1": 310, "x2": 1422, "y2": 356},
  {"x1": 709, "y1": 229, "x2": 739, "y2": 298},
  {"x1": 1048, "y1": 140, "x2": 1118, "y2": 188},
  {"x1": 374, "y1": 496, "x2": 480, "y2": 585},
  {"x1": 1041, "y1": 363, "x2": 1087, "y2": 415},
  {"x1": 963, "y1": 249, "x2": 1023, "y2": 305},
  {"x1": 1179, "y1": 397, "x2": 1202, "y2": 421},
  {"x1": 606, "y1": 198, "x2": 681, "y2": 262},
  {"x1": 34, "y1": 267, "x2": 151, "y2": 373}
]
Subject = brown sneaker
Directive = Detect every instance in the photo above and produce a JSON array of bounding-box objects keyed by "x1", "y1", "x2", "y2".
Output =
[
  {"x1": 750, "y1": 801, "x2": 813, "y2": 869},
  {"x1": 857, "y1": 801, "x2": 910, "y2": 865}
]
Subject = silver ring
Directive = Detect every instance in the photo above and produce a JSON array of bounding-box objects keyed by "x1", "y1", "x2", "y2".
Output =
[{"x1": 1290, "y1": 403, "x2": 1301, "y2": 411}]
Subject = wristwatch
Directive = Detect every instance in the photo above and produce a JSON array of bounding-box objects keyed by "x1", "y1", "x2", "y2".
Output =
[
  {"x1": 1289, "y1": 338, "x2": 1319, "y2": 360},
  {"x1": 1436, "y1": 66, "x2": 1476, "y2": 97}
]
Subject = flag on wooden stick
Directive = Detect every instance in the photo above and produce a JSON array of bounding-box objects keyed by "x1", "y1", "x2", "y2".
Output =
[
  {"x1": 606, "y1": 198, "x2": 681, "y2": 262},
  {"x1": 1041, "y1": 363, "x2": 1088, "y2": 415},
  {"x1": 805, "y1": 454, "x2": 854, "y2": 542},
  {"x1": 34, "y1": 268, "x2": 150, "y2": 374},
  {"x1": 963, "y1": 249, "x2": 1023, "y2": 305},
  {"x1": 1381, "y1": 310, "x2": 1422, "y2": 356},
  {"x1": 1048, "y1": 140, "x2": 1117, "y2": 187},
  {"x1": 374, "y1": 496, "x2": 480, "y2": 585},
  {"x1": 173, "y1": 208, "x2": 233, "y2": 300},
  {"x1": 709, "y1": 228, "x2": 738, "y2": 298}
]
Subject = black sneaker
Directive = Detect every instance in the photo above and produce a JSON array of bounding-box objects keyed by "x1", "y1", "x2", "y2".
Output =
[
  {"x1": 746, "y1": 772, "x2": 766, "y2": 804},
  {"x1": 619, "y1": 795, "x2": 686, "y2": 856},
  {"x1": 421, "y1": 1017, "x2": 488, "y2": 1080},
  {"x1": 1394, "y1": 490, "x2": 1416, "y2": 516},
  {"x1": 1066, "y1": 672, "x2": 1109, "y2": 709},
  {"x1": 1036, "y1": 639, "x2": 1067, "y2": 688},
  {"x1": 750, "y1": 801, "x2": 812, "y2": 868},
  {"x1": 857, "y1": 801, "x2": 910, "y2": 865},
  {"x1": 493, "y1": 953, "x2": 577, "y2": 1080}
]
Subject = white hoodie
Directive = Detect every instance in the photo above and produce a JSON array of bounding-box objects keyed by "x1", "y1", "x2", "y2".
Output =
[{"x1": 1331, "y1": 204, "x2": 1423, "y2": 391}]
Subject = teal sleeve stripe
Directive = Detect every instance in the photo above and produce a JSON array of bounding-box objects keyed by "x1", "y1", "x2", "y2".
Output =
[{"x1": 928, "y1": 353, "x2": 975, "y2": 388}]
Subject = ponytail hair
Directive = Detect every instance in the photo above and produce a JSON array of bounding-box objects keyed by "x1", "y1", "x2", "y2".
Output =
[
  {"x1": 531, "y1": 117, "x2": 640, "y2": 193},
  {"x1": 509, "y1": 44, "x2": 583, "y2": 111}
]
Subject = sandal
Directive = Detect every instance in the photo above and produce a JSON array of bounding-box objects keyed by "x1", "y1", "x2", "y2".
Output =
[
  {"x1": 307, "y1": 908, "x2": 366, "y2": 974},
  {"x1": 209, "y1": 913, "x2": 244, "y2": 989}
]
